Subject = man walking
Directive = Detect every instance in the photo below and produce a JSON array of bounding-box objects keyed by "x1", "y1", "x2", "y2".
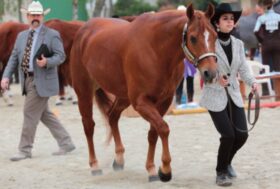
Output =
[{"x1": 1, "y1": 1, "x2": 75, "y2": 161}]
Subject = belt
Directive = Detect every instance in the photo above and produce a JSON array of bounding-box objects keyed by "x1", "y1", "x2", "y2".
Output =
[{"x1": 24, "y1": 72, "x2": 34, "y2": 77}]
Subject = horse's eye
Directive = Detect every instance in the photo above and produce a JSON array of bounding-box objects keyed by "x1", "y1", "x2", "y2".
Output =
[{"x1": 190, "y1": 36, "x2": 197, "y2": 44}]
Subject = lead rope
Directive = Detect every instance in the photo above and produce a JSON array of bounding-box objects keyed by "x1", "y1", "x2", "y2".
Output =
[{"x1": 225, "y1": 87, "x2": 260, "y2": 133}]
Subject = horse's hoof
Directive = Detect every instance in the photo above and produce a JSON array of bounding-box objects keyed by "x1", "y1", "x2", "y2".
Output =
[
  {"x1": 148, "y1": 175, "x2": 160, "y2": 182},
  {"x1": 91, "y1": 169, "x2": 103, "y2": 176},
  {"x1": 112, "y1": 159, "x2": 124, "y2": 171},
  {"x1": 158, "y1": 168, "x2": 172, "y2": 182}
]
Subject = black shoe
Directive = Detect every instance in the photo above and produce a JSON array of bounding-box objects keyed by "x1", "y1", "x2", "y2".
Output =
[
  {"x1": 216, "y1": 172, "x2": 232, "y2": 187},
  {"x1": 227, "y1": 165, "x2": 237, "y2": 178}
]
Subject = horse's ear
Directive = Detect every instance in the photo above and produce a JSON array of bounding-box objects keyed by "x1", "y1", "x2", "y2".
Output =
[
  {"x1": 205, "y1": 3, "x2": 215, "y2": 19},
  {"x1": 186, "y1": 3, "x2": 194, "y2": 20}
]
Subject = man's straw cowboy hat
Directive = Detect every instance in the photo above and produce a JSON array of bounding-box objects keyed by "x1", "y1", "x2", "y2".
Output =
[{"x1": 20, "y1": 1, "x2": 51, "y2": 15}]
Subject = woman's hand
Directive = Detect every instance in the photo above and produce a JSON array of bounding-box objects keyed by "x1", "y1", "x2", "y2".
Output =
[{"x1": 219, "y1": 75, "x2": 230, "y2": 87}]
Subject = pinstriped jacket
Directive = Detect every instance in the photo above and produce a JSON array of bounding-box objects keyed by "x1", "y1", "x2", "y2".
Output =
[{"x1": 199, "y1": 35, "x2": 256, "y2": 112}]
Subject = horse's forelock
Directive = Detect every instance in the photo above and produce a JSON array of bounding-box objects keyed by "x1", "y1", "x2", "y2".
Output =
[
  {"x1": 194, "y1": 11, "x2": 215, "y2": 34},
  {"x1": 190, "y1": 12, "x2": 207, "y2": 32}
]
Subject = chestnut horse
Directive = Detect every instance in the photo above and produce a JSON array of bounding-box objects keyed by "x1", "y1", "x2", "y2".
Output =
[
  {"x1": 0, "y1": 20, "x2": 83, "y2": 102},
  {"x1": 70, "y1": 4, "x2": 217, "y2": 182},
  {"x1": 0, "y1": 22, "x2": 28, "y2": 105},
  {"x1": 0, "y1": 22, "x2": 28, "y2": 78}
]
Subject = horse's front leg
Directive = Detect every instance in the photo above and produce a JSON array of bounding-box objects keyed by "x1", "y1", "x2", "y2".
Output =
[
  {"x1": 146, "y1": 96, "x2": 174, "y2": 182},
  {"x1": 146, "y1": 126, "x2": 159, "y2": 181},
  {"x1": 134, "y1": 96, "x2": 172, "y2": 182}
]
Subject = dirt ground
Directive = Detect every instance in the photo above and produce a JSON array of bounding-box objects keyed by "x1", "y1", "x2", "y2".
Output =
[{"x1": 0, "y1": 82, "x2": 280, "y2": 189}]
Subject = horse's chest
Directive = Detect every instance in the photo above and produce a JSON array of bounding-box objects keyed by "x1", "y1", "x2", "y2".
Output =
[{"x1": 158, "y1": 79, "x2": 177, "y2": 98}]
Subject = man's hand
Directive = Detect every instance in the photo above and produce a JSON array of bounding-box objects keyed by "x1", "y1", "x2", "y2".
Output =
[
  {"x1": 36, "y1": 55, "x2": 47, "y2": 68},
  {"x1": 1, "y1": 78, "x2": 10, "y2": 92}
]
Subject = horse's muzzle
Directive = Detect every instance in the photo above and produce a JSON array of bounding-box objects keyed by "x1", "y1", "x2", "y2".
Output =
[{"x1": 202, "y1": 70, "x2": 217, "y2": 83}]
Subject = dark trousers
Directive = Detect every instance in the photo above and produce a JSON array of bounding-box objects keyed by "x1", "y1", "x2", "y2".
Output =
[
  {"x1": 209, "y1": 98, "x2": 248, "y2": 173},
  {"x1": 176, "y1": 76, "x2": 194, "y2": 104},
  {"x1": 261, "y1": 42, "x2": 280, "y2": 95}
]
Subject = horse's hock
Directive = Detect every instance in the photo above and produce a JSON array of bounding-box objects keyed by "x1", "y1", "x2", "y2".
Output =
[{"x1": 122, "y1": 103, "x2": 175, "y2": 117}]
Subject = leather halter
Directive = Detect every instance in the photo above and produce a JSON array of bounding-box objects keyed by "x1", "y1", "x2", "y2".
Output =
[{"x1": 181, "y1": 23, "x2": 217, "y2": 67}]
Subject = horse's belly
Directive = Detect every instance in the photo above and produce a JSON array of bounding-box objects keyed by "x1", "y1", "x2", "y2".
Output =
[
  {"x1": 88, "y1": 60, "x2": 128, "y2": 98},
  {"x1": 96, "y1": 75, "x2": 128, "y2": 98}
]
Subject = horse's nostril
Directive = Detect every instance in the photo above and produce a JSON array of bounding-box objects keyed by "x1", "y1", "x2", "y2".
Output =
[{"x1": 204, "y1": 71, "x2": 209, "y2": 79}]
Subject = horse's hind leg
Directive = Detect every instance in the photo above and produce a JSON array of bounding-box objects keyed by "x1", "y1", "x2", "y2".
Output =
[
  {"x1": 74, "y1": 82, "x2": 102, "y2": 175},
  {"x1": 95, "y1": 91, "x2": 129, "y2": 171},
  {"x1": 108, "y1": 99, "x2": 130, "y2": 171}
]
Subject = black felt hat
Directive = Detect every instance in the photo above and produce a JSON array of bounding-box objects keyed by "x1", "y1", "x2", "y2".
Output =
[{"x1": 211, "y1": 3, "x2": 242, "y2": 24}]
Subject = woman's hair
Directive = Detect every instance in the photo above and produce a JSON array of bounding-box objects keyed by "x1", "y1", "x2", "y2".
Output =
[{"x1": 258, "y1": 0, "x2": 274, "y2": 9}]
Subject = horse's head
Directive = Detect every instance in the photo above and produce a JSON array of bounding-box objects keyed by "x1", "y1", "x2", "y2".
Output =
[{"x1": 182, "y1": 4, "x2": 217, "y2": 83}]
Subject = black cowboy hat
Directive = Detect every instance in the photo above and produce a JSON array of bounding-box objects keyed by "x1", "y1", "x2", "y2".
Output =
[{"x1": 211, "y1": 3, "x2": 242, "y2": 24}]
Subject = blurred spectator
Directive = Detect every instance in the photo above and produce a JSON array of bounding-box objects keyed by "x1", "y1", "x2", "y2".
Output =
[
  {"x1": 175, "y1": 59, "x2": 196, "y2": 104},
  {"x1": 254, "y1": 0, "x2": 280, "y2": 95}
]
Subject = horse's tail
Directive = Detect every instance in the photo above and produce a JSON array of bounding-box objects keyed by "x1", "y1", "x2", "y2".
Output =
[{"x1": 95, "y1": 89, "x2": 114, "y2": 145}]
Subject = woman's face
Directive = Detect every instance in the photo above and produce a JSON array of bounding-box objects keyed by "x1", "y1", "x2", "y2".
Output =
[{"x1": 216, "y1": 13, "x2": 235, "y2": 33}]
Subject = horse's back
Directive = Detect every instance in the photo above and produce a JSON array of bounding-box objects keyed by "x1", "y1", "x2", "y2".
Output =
[
  {"x1": 74, "y1": 18, "x2": 129, "y2": 61},
  {"x1": 81, "y1": 18, "x2": 128, "y2": 35}
]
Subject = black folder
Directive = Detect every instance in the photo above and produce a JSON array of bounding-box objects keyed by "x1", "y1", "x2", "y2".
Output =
[{"x1": 35, "y1": 44, "x2": 52, "y2": 60}]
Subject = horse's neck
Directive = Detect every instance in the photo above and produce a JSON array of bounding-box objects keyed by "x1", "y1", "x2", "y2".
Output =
[{"x1": 152, "y1": 16, "x2": 186, "y2": 68}]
